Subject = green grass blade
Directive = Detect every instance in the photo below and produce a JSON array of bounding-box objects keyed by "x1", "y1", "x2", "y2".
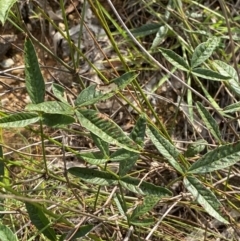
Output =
[
  {"x1": 68, "y1": 167, "x2": 118, "y2": 186},
  {"x1": 119, "y1": 176, "x2": 172, "y2": 197},
  {"x1": 75, "y1": 72, "x2": 138, "y2": 107},
  {"x1": 130, "y1": 218, "x2": 155, "y2": 227},
  {"x1": 76, "y1": 109, "x2": 140, "y2": 152},
  {"x1": 191, "y1": 37, "x2": 220, "y2": 68},
  {"x1": 25, "y1": 202, "x2": 57, "y2": 241},
  {"x1": 192, "y1": 68, "x2": 230, "y2": 81},
  {"x1": 0, "y1": 0, "x2": 17, "y2": 24},
  {"x1": 188, "y1": 142, "x2": 240, "y2": 173},
  {"x1": 147, "y1": 125, "x2": 184, "y2": 174},
  {"x1": 196, "y1": 102, "x2": 222, "y2": 143},
  {"x1": 0, "y1": 224, "x2": 18, "y2": 241},
  {"x1": 187, "y1": 76, "x2": 194, "y2": 123},
  {"x1": 184, "y1": 176, "x2": 228, "y2": 224},
  {"x1": 0, "y1": 146, "x2": 4, "y2": 217},
  {"x1": 0, "y1": 146, "x2": 4, "y2": 181},
  {"x1": 24, "y1": 38, "x2": 45, "y2": 104},
  {"x1": 25, "y1": 101, "x2": 74, "y2": 115},
  {"x1": 0, "y1": 113, "x2": 39, "y2": 128},
  {"x1": 159, "y1": 48, "x2": 189, "y2": 71}
]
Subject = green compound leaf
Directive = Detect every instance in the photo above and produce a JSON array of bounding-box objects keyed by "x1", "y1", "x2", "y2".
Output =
[
  {"x1": 196, "y1": 77, "x2": 224, "y2": 115},
  {"x1": 120, "y1": 176, "x2": 172, "y2": 197},
  {"x1": 25, "y1": 101, "x2": 74, "y2": 115},
  {"x1": 184, "y1": 139, "x2": 207, "y2": 158},
  {"x1": 196, "y1": 102, "x2": 221, "y2": 143},
  {"x1": 130, "y1": 195, "x2": 160, "y2": 219},
  {"x1": 76, "y1": 152, "x2": 109, "y2": 165},
  {"x1": 191, "y1": 37, "x2": 220, "y2": 68},
  {"x1": 223, "y1": 102, "x2": 240, "y2": 114},
  {"x1": 75, "y1": 72, "x2": 137, "y2": 107},
  {"x1": 24, "y1": 38, "x2": 45, "y2": 104},
  {"x1": 184, "y1": 176, "x2": 228, "y2": 224},
  {"x1": 213, "y1": 60, "x2": 237, "y2": 80},
  {"x1": 42, "y1": 114, "x2": 75, "y2": 127},
  {"x1": 159, "y1": 48, "x2": 189, "y2": 71},
  {"x1": 151, "y1": 25, "x2": 168, "y2": 49},
  {"x1": 0, "y1": 224, "x2": 18, "y2": 241},
  {"x1": 188, "y1": 141, "x2": 240, "y2": 174},
  {"x1": 91, "y1": 132, "x2": 109, "y2": 156},
  {"x1": 110, "y1": 149, "x2": 137, "y2": 161},
  {"x1": 147, "y1": 125, "x2": 184, "y2": 174},
  {"x1": 76, "y1": 109, "x2": 140, "y2": 152},
  {"x1": 116, "y1": 116, "x2": 146, "y2": 176},
  {"x1": 0, "y1": 113, "x2": 39, "y2": 128},
  {"x1": 68, "y1": 167, "x2": 118, "y2": 186},
  {"x1": 112, "y1": 150, "x2": 139, "y2": 177},
  {"x1": 191, "y1": 68, "x2": 230, "y2": 81},
  {"x1": 25, "y1": 202, "x2": 57, "y2": 241},
  {"x1": 114, "y1": 194, "x2": 127, "y2": 215},
  {"x1": 129, "y1": 115, "x2": 146, "y2": 146},
  {"x1": 60, "y1": 225, "x2": 94, "y2": 241},
  {"x1": 0, "y1": 0, "x2": 17, "y2": 25},
  {"x1": 131, "y1": 23, "x2": 161, "y2": 38},
  {"x1": 213, "y1": 60, "x2": 240, "y2": 97},
  {"x1": 52, "y1": 83, "x2": 68, "y2": 104}
]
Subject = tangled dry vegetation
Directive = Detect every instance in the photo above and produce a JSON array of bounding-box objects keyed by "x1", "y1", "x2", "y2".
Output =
[{"x1": 1, "y1": 0, "x2": 240, "y2": 241}]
